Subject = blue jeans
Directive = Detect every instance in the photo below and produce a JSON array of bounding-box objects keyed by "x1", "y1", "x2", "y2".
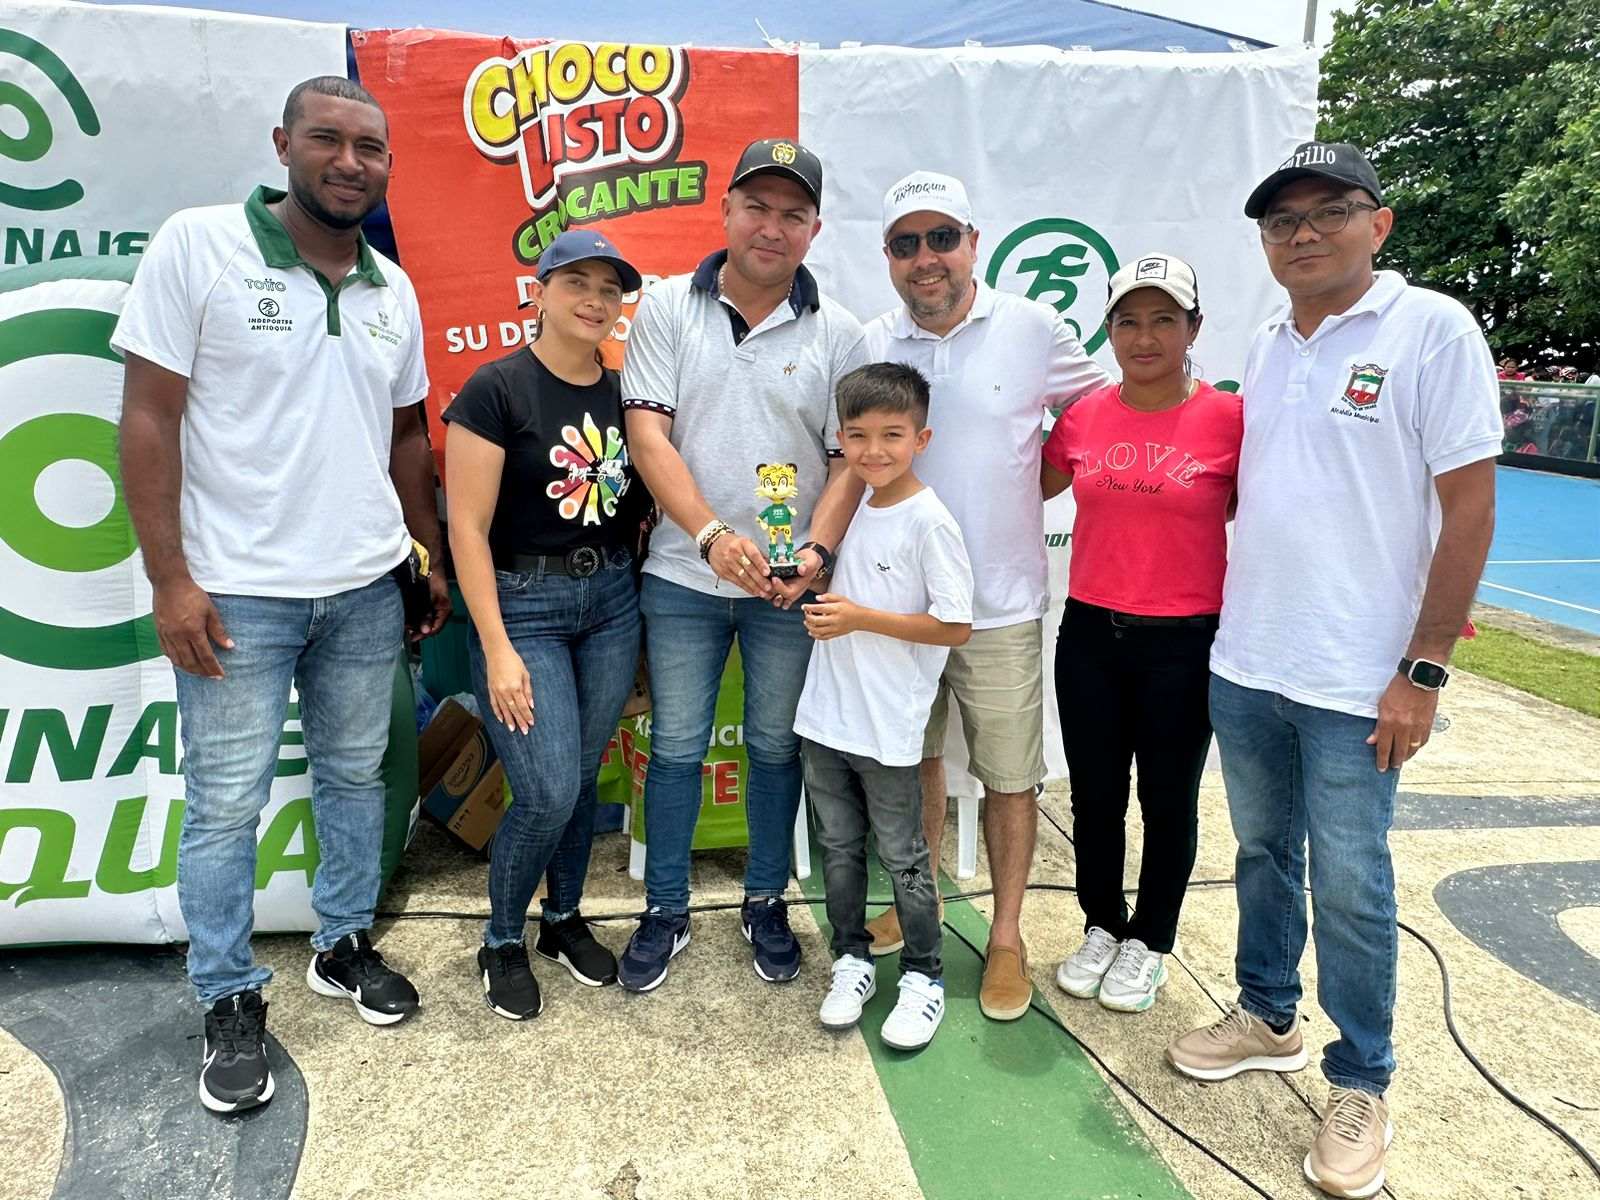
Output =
[
  {"x1": 1209, "y1": 674, "x2": 1399, "y2": 1094},
  {"x1": 473, "y1": 555, "x2": 640, "y2": 948},
  {"x1": 175, "y1": 574, "x2": 403, "y2": 1006},
  {"x1": 638, "y1": 574, "x2": 814, "y2": 912}
]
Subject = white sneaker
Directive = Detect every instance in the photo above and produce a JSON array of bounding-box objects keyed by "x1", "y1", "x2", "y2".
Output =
[
  {"x1": 1097, "y1": 938, "x2": 1167, "y2": 1012},
  {"x1": 881, "y1": 971, "x2": 945, "y2": 1050},
  {"x1": 819, "y1": 954, "x2": 877, "y2": 1030},
  {"x1": 1056, "y1": 926, "x2": 1121, "y2": 998}
]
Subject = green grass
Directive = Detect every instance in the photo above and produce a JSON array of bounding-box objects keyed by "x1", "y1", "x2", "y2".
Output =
[{"x1": 1455, "y1": 624, "x2": 1600, "y2": 718}]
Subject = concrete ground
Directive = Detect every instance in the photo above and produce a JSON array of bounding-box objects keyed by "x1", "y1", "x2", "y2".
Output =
[{"x1": 3, "y1": 663, "x2": 1599, "y2": 1199}]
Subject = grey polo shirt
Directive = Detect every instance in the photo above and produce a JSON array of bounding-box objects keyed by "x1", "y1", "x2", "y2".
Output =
[{"x1": 622, "y1": 251, "x2": 868, "y2": 595}]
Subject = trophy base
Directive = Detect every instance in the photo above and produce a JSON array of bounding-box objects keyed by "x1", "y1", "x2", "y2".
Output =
[{"x1": 769, "y1": 560, "x2": 801, "y2": 580}]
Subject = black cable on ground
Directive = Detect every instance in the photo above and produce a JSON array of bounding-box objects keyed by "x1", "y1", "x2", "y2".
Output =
[
  {"x1": 1396, "y1": 916, "x2": 1600, "y2": 1187},
  {"x1": 936, "y1": 916, "x2": 1280, "y2": 1200},
  {"x1": 376, "y1": 875, "x2": 1600, "y2": 1195}
]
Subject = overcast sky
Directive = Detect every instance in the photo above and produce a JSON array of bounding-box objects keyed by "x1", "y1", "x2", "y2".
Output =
[{"x1": 1124, "y1": 0, "x2": 1354, "y2": 45}]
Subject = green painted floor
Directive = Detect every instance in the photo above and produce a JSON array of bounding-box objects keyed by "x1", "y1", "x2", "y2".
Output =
[{"x1": 801, "y1": 857, "x2": 1191, "y2": 1200}]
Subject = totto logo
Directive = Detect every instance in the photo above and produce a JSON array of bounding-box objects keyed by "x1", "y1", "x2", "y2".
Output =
[
  {"x1": 0, "y1": 279, "x2": 157, "y2": 670},
  {"x1": 244, "y1": 277, "x2": 286, "y2": 292},
  {"x1": 0, "y1": 29, "x2": 101, "y2": 212},
  {"x1": 985, "y1": 218, "x2": 1120, "y2": 354}
]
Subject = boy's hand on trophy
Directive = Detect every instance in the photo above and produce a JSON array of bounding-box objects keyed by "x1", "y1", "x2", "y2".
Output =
[{"x1": 802, "y1": 593, "x2": 861, "y2": 640}]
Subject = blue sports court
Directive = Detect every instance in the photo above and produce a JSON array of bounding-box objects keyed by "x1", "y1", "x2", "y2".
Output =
[{"x1": 1482, "y1": 466, "x2": 1600, "y2": 634}]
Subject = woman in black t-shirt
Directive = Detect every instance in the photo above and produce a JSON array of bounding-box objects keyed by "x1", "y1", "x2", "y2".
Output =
[{"x1": 443, "y1": 230, "x2": 649, "y2": 1020}]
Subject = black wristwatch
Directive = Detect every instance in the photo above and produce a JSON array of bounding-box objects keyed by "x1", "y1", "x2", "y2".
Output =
[
  {"x1": 798, "y1": 541, "x2": 835, "y2": 576},
  {"x1": 1398, "y1": 657, "x2": 1449, "y2": 691}
]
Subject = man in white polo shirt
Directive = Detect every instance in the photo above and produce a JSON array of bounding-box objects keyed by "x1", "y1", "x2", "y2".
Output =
[
  {"x1": 618, "y1": 138, "x2": 868, "y2": 992},
  {"x1": 862, "y1": 171, "x2": 1109, "y2": 1021},
  {"x1": 1165, "y1": 143, "x2": 1500, "y2": 1198},
  {"x1": 114, "y1": 77, "x2": 448, "y2": 1115}
]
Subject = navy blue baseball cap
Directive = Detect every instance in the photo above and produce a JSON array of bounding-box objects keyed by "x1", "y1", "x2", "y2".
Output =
[{"x1": 535, "y1": 229, "x2": 643, "y2": 293}]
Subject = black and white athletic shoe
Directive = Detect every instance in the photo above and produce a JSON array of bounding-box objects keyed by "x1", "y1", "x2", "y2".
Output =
[
  {"x1": 535, "y1": 912, "x2": 618, "y2": 987},
  {"x1": 199, "y1": 990, "x2": 275, "y2": 1114},
  {"x1": 306, "y1": 930, "x2": 419, "y2": 1025},
  {"x1": 478, "y1": 941, "x2": 543, "y2": 1020}
]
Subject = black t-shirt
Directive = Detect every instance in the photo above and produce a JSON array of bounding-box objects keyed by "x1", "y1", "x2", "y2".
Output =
[{"x1": 443, "y1": 348, "x2": 650, "y2": 561}]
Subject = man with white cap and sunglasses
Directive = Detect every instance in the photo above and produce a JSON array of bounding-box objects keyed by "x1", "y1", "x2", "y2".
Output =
[
  {"x1": 862, "y1": 171, "x2": 1109, "y2": 1021},
  {"x1": 1165, "y1": 141, "x2": 1501, "y2": 1198}
]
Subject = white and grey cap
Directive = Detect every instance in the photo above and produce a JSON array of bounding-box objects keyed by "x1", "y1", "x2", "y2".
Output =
[
  {"x1": 1104, "y1": 253, "x2": 1199, "y2": 317},
  {"x1": 881, "y1": 170, "x2": 973, "y2": 238}
]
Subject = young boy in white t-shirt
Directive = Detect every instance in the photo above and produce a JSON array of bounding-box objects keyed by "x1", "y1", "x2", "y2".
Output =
[{"x1": 794, "y1": 363, "x2": 974, "y2": 1050}]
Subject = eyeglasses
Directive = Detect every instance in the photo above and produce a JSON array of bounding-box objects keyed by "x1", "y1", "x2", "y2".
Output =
[
  {"x1": 1258, "y1": 200, "x2": 1377, "y2": 244},
  {"x1": 886, "y1": 225, "x2": 967, "y2": 259}
]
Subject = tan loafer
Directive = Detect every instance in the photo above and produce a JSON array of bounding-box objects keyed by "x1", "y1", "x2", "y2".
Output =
[{"x1": 980, "y1": 945, "x2": 1032, "y2": 1020}]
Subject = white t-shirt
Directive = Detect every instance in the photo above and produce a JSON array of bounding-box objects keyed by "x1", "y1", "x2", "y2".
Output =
[
  {"x1": 794, "y1": 486, "x2": 974, "y2": 766},
  {"x1": 864, "y1": 284, "x2": 1109, "y2": 629},
  {"x1": 622, "y1": 253, "x2": 868, "y2": 596},
  {"x1": 1211, "y1": 271, "x2": 1503, "y2": 718},
  {"x1": 112, "y1": 187, "x2": 427, "y2": 597}
]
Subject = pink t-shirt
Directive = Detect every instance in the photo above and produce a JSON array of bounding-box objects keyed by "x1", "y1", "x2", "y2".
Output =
[{"x1": 1043, "y1": 380, "x2": 1243, "y2": 616}]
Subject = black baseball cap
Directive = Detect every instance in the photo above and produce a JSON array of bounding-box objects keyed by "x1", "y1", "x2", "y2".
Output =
[
  {"x1": 534, "y1": 228, "x2": 642, "y2": 293},
  {"x1": 728, "y1": 138, "x2": 823, "y2": 210},
  {"x1": 1244, "y1": 141, "x2": 1384, "y2": 219}
]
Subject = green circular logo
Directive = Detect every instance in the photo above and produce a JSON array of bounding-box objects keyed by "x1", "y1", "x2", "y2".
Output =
[
  {"x1": 0, "y1": 299, "x2": 158, "y2": 670},
  {"x1": 0, "y1": 29, "x2": 101, "y2": 211},
  {"x1": 985, "y1": 218, "x2": 1120, "y2": 355},
  {"x1": 0, "y1": 413, "x2": 132, "y2": 571}
]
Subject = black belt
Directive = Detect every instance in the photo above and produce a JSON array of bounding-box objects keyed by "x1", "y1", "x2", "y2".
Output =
[
  {"x1": 1070, "y1": 598, "x2": 1219, "y2": 629},
  {"x1": 497, "y1": 547, "x2": 624, "y2": 579}
]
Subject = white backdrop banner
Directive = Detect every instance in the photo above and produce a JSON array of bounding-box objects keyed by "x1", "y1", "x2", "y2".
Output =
[
  {"x1": 0, "y1": 3, "x2": 351, "y2": 945},
  {"x1": 799, "y1": 45, "x2": 1318, "y2": 794},
  {"x1": 0, "y1": 0, "x2": 346, "y2": 270}
]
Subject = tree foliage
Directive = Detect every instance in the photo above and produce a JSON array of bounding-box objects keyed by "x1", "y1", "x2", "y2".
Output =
[{"x1": 1318, "y1": 0, "x2": 1600, "y2": 368}]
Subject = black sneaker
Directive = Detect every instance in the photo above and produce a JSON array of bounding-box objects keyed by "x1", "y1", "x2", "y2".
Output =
[
  {"x1": 477, "y1": 941, "x2": 542, "y2": 1020},
  {"x1": 535, "y1": 912, "x2": 618, "y2": 987},
  {"x1": 742, "y1": 896, "x2": 802, "y2": 983},
  {"x1": 199, "y1": 990, "x2": 274, "y2": 1114},
  {"x1": 617, "y1": 908, "x2": 692, "y2": 993},
  {"x1": 306, "y1": 930, "x2": 419, "y2": 1025}
]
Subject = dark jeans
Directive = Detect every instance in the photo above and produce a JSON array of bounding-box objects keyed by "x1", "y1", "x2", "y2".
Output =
[
  {"x1": 1054, "y1": 598, "x2": 1215, "y2": 954},
  {"x1": 802, "y1": 738, "x2": 942, "y2": 979},
  {"x1": 471, "y1": 553, "x2": 640, "y2": 948},
  {"x1": 637, "y1": 574, "x2": 815, "y2": 912}
]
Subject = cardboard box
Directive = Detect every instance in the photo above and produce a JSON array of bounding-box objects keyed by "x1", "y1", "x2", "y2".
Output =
[{"x1": 418, "y1": 698, "x2": 508, "y2": 854}]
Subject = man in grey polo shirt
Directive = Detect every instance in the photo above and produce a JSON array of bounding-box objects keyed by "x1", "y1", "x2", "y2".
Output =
[
  {"x1": 115, "y1": 77, "x2": 448, "y2": 1114},
  {"x1": 618, "y1": 137, "x2": 868, "y2": 992}
]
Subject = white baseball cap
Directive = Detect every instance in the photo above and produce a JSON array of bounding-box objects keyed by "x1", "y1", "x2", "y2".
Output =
[
  {"x1": 1104, "y1": 253, "x2": 1200, "y2": 317},
  {"x1": 881, "y1": 171, "x2": 974, "y2": 238}
]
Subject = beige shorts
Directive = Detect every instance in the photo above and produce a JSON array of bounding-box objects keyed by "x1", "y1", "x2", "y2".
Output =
[{"x1": 922, "y1": 618, "x2": 1045, "y2": 794}]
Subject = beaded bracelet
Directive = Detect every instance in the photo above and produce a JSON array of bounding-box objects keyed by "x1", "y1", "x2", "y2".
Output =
[{"x1": 696, "y1": 519, "x2": 734, "y2": 562}]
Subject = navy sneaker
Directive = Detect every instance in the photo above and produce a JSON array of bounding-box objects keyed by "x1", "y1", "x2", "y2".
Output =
[
  {"x1": 306, "y1": 930, "x2": 420, "y2": 1025},
  {"x1": 617, "y1": 908, "x2": 691, "y2": 992},
  {"x1": 741, "y1": 896, "x2": 801, "y2": 982}
]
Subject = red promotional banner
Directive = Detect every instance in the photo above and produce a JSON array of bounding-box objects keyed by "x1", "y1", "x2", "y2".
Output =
[{"x1": 351, "y1": 30, "x2": 800, "y2": 465}]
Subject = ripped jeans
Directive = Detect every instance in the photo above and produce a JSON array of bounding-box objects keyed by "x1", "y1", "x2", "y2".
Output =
[{"x1": 803, "y1": 738, "x2": 942, "y2": 979}]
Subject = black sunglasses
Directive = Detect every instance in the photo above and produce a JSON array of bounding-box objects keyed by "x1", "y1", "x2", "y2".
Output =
[{"x1": 886, "y1": 225, "x2": 967, "y2": 260}]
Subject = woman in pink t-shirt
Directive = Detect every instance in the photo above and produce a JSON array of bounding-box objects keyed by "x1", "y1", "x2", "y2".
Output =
[{"x1": 1039, "y1": 253, "x2": 1242, "y2": 1014}]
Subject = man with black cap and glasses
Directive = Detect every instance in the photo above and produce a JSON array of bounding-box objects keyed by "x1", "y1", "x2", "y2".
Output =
[
  {"x1": 1165, "y1": 142, "x2": 1501, "y2": 1198},
  {"x1": 617, "y1": 138, "x2": 868, "y2": 992}
]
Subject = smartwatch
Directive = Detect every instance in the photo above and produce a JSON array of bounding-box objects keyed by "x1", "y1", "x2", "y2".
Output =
[
  {"x1": 1398, "y1": 657, "x2": 1449, "y2": 691},
  {"x1": 798, "y1": 541, "x2": 836, "y2": 576}
]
